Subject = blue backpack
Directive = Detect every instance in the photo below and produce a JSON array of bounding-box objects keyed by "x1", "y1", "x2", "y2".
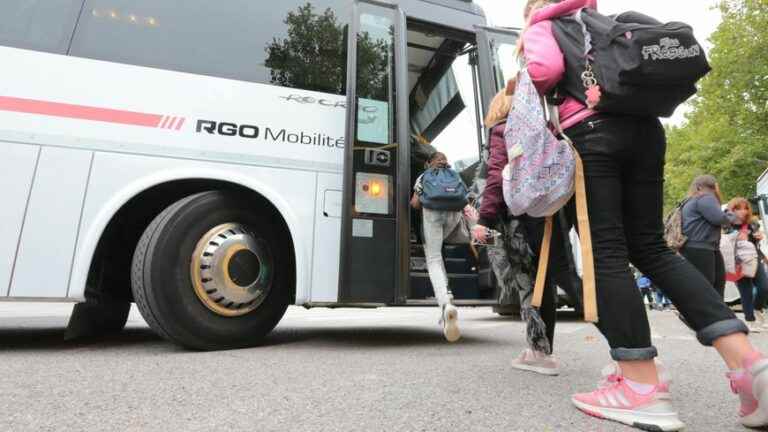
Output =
[{"x1": 419, "y1": 167, "x2": 468, "y2": 211}]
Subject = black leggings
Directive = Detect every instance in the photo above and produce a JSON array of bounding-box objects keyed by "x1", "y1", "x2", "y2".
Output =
[{"x1": 680, "y1": 246, "x2": 726, "y2": 300}]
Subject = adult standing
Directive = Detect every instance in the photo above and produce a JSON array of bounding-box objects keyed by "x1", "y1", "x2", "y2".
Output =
[
  {"x1": 680, "y1": 175, "x2": 737, "y2": 299},
  {"x1": 726, "y1": 197, "x2": 768, "y2": 332},
  {"x1": 520, "y1": 0, "x2": 766, "y2": 430}
]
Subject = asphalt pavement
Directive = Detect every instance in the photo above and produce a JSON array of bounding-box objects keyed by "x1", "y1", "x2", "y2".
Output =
[{"x1": 1, "y1": 303, "x2": 766, "y2": 432}]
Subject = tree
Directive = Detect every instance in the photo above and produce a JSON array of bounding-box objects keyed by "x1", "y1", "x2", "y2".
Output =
[
  {"x1": 264, "y1": 3, "x2": 390, "y2": 98},
  {"x1": 664, "y1": 0, "x2": 768, "y2": 212}
]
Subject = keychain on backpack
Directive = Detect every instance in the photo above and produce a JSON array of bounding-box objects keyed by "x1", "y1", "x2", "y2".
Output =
[{"x1": 581, "y1": 64, "x2": 602, "y2": 109}]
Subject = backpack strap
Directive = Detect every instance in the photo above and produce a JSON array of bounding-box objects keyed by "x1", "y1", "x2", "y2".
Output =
[
  {"x1": 530, "y1": 103, "x2": 598, "y2": 323},
  {"x1": 532, "y1": 215, "x2": 554, "y2": 309}
]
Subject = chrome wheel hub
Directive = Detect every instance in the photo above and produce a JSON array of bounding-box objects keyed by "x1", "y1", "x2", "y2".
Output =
[{"x1": 191, "y1": 223, "x2": 273, "y2": 317}]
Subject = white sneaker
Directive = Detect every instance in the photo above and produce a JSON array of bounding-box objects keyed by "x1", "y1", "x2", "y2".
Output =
[
  {"x1": 748, "y1": 320, "x2": 763, "y2": 333},
  {"x1": 757, "y1": 310, "x2": 768, "y2": 330},
  {"x1": 440, "y1": 304, "x2": 460, "y2": 342},
  {"x1": 510, "y1": 349, "x2": 560, "y2": 376}
]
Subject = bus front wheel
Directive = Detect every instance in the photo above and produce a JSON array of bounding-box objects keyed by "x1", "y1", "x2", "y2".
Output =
[{"x1": 131, "y1": 190, "x2": 291, "y2": 350}]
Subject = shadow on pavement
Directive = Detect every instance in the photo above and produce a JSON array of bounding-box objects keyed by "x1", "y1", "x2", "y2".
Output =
[
  {"x1": 0, "y1": 324, "x2": 495, "y2": 353},
  {"x1": 0, "y1": 326, "x2": 167, "y2": 352},
  {"x1": 469, "y1": 308, "x2": 584, "y2": 323},
  {"x1": 263, "y1": 326, "x2": 494, "y2": 348}
]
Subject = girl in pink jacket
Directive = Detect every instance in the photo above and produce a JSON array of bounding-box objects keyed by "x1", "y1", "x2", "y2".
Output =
[{"x1": 519, "y1": 0, "x2": 767, "y2": 430}]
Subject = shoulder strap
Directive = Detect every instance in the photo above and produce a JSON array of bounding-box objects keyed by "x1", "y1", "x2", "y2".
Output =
[{"x1": 531, "y1": 102, "x2": 598, "y2": 323}]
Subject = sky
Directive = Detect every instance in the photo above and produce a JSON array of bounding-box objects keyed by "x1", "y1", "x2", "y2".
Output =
[{"x1": 433, "y1": 0, "x2": 722, "y2": 163}]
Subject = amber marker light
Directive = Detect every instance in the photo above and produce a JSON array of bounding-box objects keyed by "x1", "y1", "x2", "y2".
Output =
[{"x1": 369, "y1": 181, "x2": 382, "y2": 197}]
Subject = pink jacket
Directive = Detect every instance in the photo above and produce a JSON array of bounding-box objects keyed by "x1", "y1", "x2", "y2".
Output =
[{"x1": 523, "y1": 0, "x2": 598, "y2": 129}]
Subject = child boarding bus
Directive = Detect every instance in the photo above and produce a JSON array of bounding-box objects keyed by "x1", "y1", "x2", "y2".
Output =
[{"x1": 0, "y1": 0, "x2": 520, "y2": 350}]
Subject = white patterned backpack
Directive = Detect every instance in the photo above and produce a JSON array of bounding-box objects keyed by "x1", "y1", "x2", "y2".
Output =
[
  {"x1": 502, "y1": 69, "x2": 576, "y2": 217},
  {"x1": 501, "y1": 68, "x2": 597, "y2": 323}
]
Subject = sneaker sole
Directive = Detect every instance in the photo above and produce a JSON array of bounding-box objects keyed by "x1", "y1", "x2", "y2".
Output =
[
  {"x1": 510, "y1": 362, "x2": 559, "y2": 376},
  {"x1": 443, "y1": 308, "x2": 460, "y2": 343},
  {"x1": 744, "y1": 360, "x2": 768, "y2": 428},
  {"x1": 571, "y1": 397, "x2": 686, "y2": 432}
]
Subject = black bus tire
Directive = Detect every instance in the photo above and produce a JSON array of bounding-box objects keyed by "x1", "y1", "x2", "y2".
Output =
[{"x1": 131, "y1": 190, "x2": 291, "y2": 350}]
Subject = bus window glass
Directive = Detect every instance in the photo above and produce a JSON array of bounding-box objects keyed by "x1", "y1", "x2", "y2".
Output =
[
  {"x1": 491, "y1": 39, "x2": 520, "y2": 90},
  {"x1": 356, "y1": 13, "x2": 394, "y2": 145},
  {"x1": 429, "y1": 49, "x2": 483, "y2": 167},
  {"x1": 70, "y1": 0, "x2": 350, "y2": 95},
  {"x1": 407, "y1": 24, "x2": 483, "y2": 172},
  {"x1": 0, "y1": 0, "x2": 83, "y2": 54}
]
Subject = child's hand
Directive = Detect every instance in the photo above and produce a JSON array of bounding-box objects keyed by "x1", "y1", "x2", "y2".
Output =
[
  {"x1": 463, "y1": 205, "x2": 479, "y2": 223},
  {"x1": 472, "y1": 224, "x2": 488, "y2": 244}
]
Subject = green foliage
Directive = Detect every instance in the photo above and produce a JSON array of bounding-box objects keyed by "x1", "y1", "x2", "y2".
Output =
[
  {"x1": 664, "y1": 0, "x2": 768, "y2": 212},
  {"x1": 264, "y1": 3, "x2": 390, "y2": 98}
]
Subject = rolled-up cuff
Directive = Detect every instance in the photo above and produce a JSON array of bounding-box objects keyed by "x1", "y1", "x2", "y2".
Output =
[
  {"x1": 697, "y1": 318, "x2": 749, "y2": 346},
  {"x1": 610, "y1": 346, "x2": 658, "y2": 361}
]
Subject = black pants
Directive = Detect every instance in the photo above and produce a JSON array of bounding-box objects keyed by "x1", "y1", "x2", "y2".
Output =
[
  {"x1": 564, "y1": 114, "x2": 747, "y2": 361},
  {"x1": 737, "y1": 263, "x2": 768, "y2": 321},
  {"x1": 680, "y1": 246, "x2": 726, "y2": 300},
  {"x1": 520, "y1": 214, "x2": 581, "y2": 349}
]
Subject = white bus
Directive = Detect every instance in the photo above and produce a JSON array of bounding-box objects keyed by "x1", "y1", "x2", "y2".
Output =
[
  {"x1": 0, "y1": 0, "x2": 521, "y2": 349},
  {"x1": 757, "y1": 168, "x2": 768, "y2": 252}
]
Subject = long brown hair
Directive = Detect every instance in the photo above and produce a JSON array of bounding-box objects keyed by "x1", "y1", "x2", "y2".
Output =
[
  {"x1": 687, "y1": 174, "x2": 722, "y2": 203},
  {"x1": 727, "y1": 197, "x2": 754, "y2": 224}
]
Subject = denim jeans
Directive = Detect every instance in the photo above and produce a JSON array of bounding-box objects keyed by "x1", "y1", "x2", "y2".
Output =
[
  {"x1": 564, "y1": 114, "x2": 748, "y2": 361},
  {"x1": 422, "y1": 208, "x2": 471, "y2": 306},
  {"x1": 737, "y1": 263, "x2": 768, "y2": 321},
  {"x1": 654, "y1": 288, "x2": 671, "y2": 307}
]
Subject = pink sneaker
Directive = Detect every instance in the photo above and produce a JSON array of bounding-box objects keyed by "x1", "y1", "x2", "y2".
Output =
[
  {"x1": 572, "y1": 377, "x2": 685, "y2": 431},
  {"x1": 600, "y1": 362, "x2": 672, "y2": 398},
  {"x1": 729, "y1": 351, "x2": 768, "y2": 428},
  {"x1": 510, "y1": 349, "x2": 559, "y2": 376}
]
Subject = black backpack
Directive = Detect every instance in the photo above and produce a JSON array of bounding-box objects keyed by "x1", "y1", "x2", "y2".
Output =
[{"x1": 551, "y1": 9, "x2": 711, "y2": 117}]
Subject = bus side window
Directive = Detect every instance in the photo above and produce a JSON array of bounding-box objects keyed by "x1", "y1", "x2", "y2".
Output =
[
  {"x1": 0, "y1": 0, "x2": 83, "y2": 54},
  {"x1": 69, "y1": 0, "x2": 352, "y2": 95}
]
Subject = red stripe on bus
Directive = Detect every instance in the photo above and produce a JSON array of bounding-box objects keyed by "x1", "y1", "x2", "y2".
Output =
[
  {"x1": 0, "y1": 96, "x2": 164, "y2": 128},
  {"x1": 175, "y1": 117, "x2": 185, "y2": 130}
]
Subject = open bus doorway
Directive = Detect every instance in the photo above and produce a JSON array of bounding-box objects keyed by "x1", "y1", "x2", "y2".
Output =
[{"x1": 404, "y1": 20, "x2": 495, "y2": 304}]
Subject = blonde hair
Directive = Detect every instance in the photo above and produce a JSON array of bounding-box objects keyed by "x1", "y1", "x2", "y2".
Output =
[
  {"x1": 524, "y1": 0, "x2": 555, "y2": 20},
  {"x1": 484, "y1": 78, "x2": 516, "y2": 128}
]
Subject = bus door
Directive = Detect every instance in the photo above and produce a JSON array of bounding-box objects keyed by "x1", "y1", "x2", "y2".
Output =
[
  {"x1": 476, "y1": 26, "x2": 521, "y2": 101},
  {"x1": 339, "y1": 1, "x2": 409, "y2": 303}
]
